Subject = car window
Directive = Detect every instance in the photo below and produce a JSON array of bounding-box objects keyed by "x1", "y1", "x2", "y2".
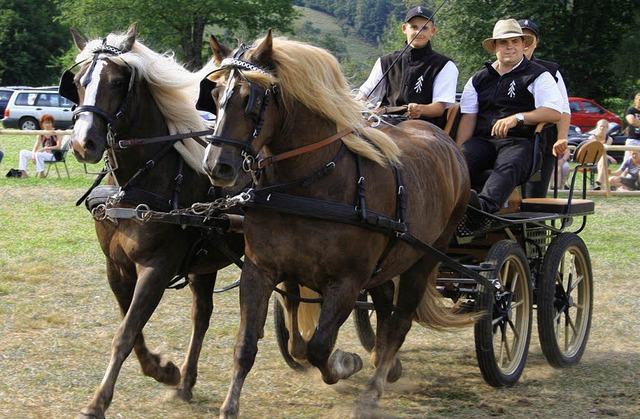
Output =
[
  {"x1": 582, "y1": 102, "x2": 604, "y2": 114},
  {"x1": 0, "y1": 90, "x2": 13, "y2": 101},
  {"x1": 15, "y1": 92, "x2": 38, "y2": 106},
  {"x1": 36, "y1": 94, "x2": 54, "y2": 106},
  {"x1": 569, "y1": 101, "x2": 582, "y2": 113},
  {"x1": 59, "y1": 96, "x2": 74, "y2": 108}
]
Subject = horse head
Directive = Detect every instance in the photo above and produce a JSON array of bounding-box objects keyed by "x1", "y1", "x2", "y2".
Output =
[
  {"x1": 199, "y1": 31, "x2": 282, "y2": 188},
  {"x1": 61, "y1": 23, "x2": 141, "y2": 164}
]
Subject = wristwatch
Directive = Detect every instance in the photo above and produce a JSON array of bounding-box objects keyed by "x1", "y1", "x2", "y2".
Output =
[{"x1": 515, "y1": 113, "x2": 525, "y2": 126}]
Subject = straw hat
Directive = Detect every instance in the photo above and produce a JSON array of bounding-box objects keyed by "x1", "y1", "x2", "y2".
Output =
[{"x1": 482, "y1": 19, "x2": 534, "y2": 53}]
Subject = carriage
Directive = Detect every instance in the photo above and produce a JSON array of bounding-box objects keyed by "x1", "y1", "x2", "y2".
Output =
[{"x1": 63, "y1": 25, "x2": 597, "y2": 418}]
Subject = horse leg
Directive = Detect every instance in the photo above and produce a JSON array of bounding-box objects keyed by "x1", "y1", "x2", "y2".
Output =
[
  {"x1": 80, "y1": 262, "x2": 176, "y2": 419},
  {"x1": 306, "y1": 282, "x2": 363, "y2": 385},
  {"x1": 219, "y1": 261, "x2": 275, "y2": 419},
  {"x1": 170, "y1": 272, "x2": 217, "y2": 402},
  {"x1": 354, "y1": 257, "x2": 438, "y2": 417},
  {"x1": 278, "y1": 281, "x2": 321, "y2": 363},
  {"x1": 366, "y1": 281, "x2": 403, "y2": 382}
]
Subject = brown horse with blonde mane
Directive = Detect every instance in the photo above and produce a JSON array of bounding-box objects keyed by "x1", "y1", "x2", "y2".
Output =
[
  {"x1": 62, "y1": 24, "x2": 244, "y2": 418},
  {"x1": 200, "y1": 31, "x2": 472, "y2": 417}
]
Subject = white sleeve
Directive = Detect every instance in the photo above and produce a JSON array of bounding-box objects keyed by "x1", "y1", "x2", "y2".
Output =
[
  {"x1": 530, "y1": 72, "x2": 563, "y2": 113},
  {"x1": 555, "y1": 71, "x2": 571, "y2": 114},
  {"x1": 358, "y1": 58, "x2": 386, "y2": 105},
  {"x1": 459, "y1": 77, "x2": 478, "y2": 114},
  {"x1": 432, "y1": 61, "x2": 459, "y2": 107}
]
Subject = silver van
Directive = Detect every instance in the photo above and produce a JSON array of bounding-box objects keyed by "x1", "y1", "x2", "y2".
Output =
[{"x1": 2, "y1": 89, "x2": 74, "y2": 130}]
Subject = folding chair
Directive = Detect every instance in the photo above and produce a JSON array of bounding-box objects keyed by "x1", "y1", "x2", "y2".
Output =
[{"x1": 44, "y1": 137, "x2": 71, "y2": 178}]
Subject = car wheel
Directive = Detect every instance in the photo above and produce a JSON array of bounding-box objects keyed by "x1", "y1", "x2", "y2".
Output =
[{"x1": 19, "y1": 117, "x2": 39, "y2": 130}]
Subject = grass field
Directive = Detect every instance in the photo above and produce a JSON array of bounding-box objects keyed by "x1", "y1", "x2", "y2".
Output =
[{"x1": 0, "y1": 134, "x2": 639, "y2": 418}]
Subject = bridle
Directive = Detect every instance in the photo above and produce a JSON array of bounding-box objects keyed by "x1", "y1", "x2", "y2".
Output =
[
  {"x1": 196, "y1": 46, "x2": 276, "y2": 169},
  {"x1": 59, "y1": 38, "x2": 137, "y2": 135},
  {"x1": 196, "y1": 47, "x2": 353, "y2": 175}
]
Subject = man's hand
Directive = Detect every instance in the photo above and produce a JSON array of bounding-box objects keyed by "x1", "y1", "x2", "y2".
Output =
[
  {"x1": 491, "y1": 115, "x2": 519, "y2": 138},
  {"x1": 552, "y1": 139, "x2": 568, "y2": 156}
]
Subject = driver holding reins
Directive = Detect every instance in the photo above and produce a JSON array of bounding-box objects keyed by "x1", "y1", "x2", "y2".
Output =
[{"x1": 356, "y1": 5, "x2": 458, "y2": 129}]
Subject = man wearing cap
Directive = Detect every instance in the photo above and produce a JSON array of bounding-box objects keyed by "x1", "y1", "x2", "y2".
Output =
[
  {"x1": 456, "y1": 19, "x2": 563, "y2": 213},
  {"x1": 518, "y1": 18, "x2": 572, "y2": 198},
  {"x1": 357, "y1": 5, "x2": 458, "y2": 128}
]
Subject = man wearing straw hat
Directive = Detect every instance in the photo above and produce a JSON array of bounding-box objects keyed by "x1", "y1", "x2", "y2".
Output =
[
  {"x1": 357, "y1": 5, "x2": 458, "y2": 128},
  {"x1": 457, "y1": 18, "x2": 563, "y2": 213}
]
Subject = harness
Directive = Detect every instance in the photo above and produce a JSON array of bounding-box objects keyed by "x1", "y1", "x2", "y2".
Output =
[{"x1": 197, "y1": 52, "x2": 493, "y2": 287}]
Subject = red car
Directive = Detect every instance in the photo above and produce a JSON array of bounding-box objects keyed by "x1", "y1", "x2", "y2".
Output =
[{"x1": 569, "y1": 97, "x2": 622, "y2": 133}]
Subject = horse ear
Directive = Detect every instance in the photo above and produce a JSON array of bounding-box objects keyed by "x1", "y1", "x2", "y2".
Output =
[
  {"x1": 252, "y1": 29, "x2": 274, "y2": 67},
  {"x1": 210, "y1": 35, "x2": 232, "y2": 65},
  {"x1": 70, "y1": 28, "x2": 87, "y2": 51},
  {"x1": 121, "y1": 23, "x2": 138, "y2": 53}
]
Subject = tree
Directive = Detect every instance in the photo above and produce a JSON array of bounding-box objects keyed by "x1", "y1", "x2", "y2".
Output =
[
  {"x1": 436, "y1": 0, "x2": 640, "y2": 103},
  {"x1": 54, "y1": 0, "x2": 299, "y2": 70},
  {"x1": 0, "y1": 0, "x2": 69, "y2": 86}
]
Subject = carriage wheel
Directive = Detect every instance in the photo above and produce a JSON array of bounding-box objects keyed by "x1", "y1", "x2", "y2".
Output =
[
  {"x1": 537, "y1": 233, "x2": 593, "y2": 368},
  {"x1": 475, "y1": 240, "x2": 533, "y2": 387},
  {"x1": 272, "y1": 294, "x2": 307, "y2": 371},
  {"x1": 353, "y1": 291, "x2": 376, "y2": 352}
]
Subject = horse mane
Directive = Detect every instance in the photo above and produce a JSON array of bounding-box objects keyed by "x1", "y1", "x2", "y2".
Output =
[
  {"x1": 77, "y1": 31, "x2": 216, "y2": 174},
  {"x1": 247, "y1": 36, "x2": 401, "y2": 166}
]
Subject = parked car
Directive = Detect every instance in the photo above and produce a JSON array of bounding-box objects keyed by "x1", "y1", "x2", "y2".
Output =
[
  {"x1": 569, "y1": 97, "x2": 622, "y2": 133},
  {"x1": 568, "y1": 121, "x2": 628, "y2": 161},
  {"x1": 2, "y1": 89, "x2": 74, "y2": 130},
  {"x1": 568, "y1": 124, "x2": 582, "y2": 136},
  {"x1": 0, "y1": 87, "x2": 15, "y2": 116}
]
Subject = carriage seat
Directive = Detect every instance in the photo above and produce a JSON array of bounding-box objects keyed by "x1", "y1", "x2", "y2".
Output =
[{"x1": 520, "y1": 138, "x2": 604, "y2": 215}]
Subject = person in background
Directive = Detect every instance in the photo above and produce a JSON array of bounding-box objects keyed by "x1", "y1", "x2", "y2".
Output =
[
  {"x1": 551, "y1": 147, "x2": 571, "y2": 190},
  {"x1": 17, "y1": 114, "x2": 59, "y2": 178},
  {"x1": 609, "y1": 151, "x2": 640, "y2": 191},
  {"x1": 588, "y1": 119, "x2": 617, "y2": 190},
  {"x1": 357, "y1": 5, "x2": 458, "y2": 128},
  {"x1": 457, "y1": 19, "x2": 562, "y2": 213},
  {"x1": 624, "y1": 92, "x2": 640, "y2": 160},
  {"x1": 518, "y1": 19, "x2": 571, "y2": 198}
]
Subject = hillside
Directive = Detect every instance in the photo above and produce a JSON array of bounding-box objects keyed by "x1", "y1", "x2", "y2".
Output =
[{"x1": 291, "y1": 6, "x2": 380, "y2": 85}]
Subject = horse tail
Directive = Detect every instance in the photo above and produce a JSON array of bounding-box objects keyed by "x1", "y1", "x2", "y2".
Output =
[
  {"x1": 413, "y1": 269, "x2": 479, "y2": 330},
  {"x1": 297, "y1": 286, "x2": 322, "y2": 341}
]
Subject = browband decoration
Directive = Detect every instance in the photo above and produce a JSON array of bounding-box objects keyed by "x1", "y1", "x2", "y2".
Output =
[{"x1": 219, "y1": 58, "x2": 272, "y2": 77}]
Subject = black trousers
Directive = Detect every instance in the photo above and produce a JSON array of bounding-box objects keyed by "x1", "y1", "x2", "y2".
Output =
[{"x1": 462, "y1": 136, "x2": 533, "y2": 213}]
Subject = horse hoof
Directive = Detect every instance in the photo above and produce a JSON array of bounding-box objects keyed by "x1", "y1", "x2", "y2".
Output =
[
  {"x1": 329, "y1": 349, "x2": 363, "y2": 381},
  {"x1": 386, "y1": 357, "x2": 403, "y2": 383},
  {"x1": 77, "y1": 409, "x2": 105, "y2": 419},
  {"x1": 170, "y1": 387, "x2": 193, "y2": 402}
]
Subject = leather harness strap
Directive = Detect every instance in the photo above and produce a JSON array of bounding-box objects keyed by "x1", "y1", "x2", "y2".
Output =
[{"x1": 255, "y1": 127, "x2": 353, "y2": 169}]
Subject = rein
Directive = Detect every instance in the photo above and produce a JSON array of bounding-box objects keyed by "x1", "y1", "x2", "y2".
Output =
[{"x1": 255, "y1": 127, "x2": 353, "y2": 170}]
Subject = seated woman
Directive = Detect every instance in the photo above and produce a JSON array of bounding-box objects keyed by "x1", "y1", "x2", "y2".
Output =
[
  {"x1": 609, "y1": 151, "x2": 640, "y2": 191},
  {"x1": 588, "y1": 119, "x2": 617, "y2": 190},
  {"x1": 17, "y1": 114, "x2": 59, "y2": 178}
]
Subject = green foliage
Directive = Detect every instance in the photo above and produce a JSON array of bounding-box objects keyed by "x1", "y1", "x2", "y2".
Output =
[
  {"x1": 0, "y1": 0, "x2": 69, "y2": 86},
  {"x1": 53, "y1": 0, "x2": 298, "y2": 70}
]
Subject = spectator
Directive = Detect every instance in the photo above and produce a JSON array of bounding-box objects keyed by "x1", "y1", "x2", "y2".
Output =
[
  {"x1": 551, "y1": 147, "x2": 571, "y2": 190},
  {"x1": 17, "y1": 114, "x2": 60, "y2": 178},
  {"x1": 588, "y1": 119, "x2": 617, "y2": 190},
  {"x1": 609, "y1": 151, "x2": 640, "y2": 191},
  {"x1": 356, "y1": 5, "x2": 458, "y2": 128},
  {"x1": 624, "y1": 92, "x2": 640, "y2": 160},
  {"x1": 518, "y1": 19, "x2": 571, "y2": 198},
  {"x1": 456, "y1": 19, "x2": 562, "y2": 213}
]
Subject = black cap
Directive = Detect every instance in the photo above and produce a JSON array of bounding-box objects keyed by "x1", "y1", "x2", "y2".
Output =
[
  {"x1": 518, "y1": 19, "x2": 539, "y2": 38},
  {"x1": 405, "y1": 6, "x2": 435, "y2": 23}
]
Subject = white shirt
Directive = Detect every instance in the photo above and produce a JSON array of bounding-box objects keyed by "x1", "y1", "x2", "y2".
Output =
[
  {"x1": 460, "y1": 58, "x2": 563, "y2": 114},
  {"x1": 359, "y1": 58, "x2": 459, "y2": 108}
]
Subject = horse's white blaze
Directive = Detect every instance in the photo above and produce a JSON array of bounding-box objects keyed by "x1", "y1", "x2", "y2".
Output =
[{"x1": 72, "y1": 60, "x2": 107, "y2": 145}]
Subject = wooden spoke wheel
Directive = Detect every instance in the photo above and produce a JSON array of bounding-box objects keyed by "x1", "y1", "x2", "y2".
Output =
[
  {"x1": 538, "y1": 233, "x2": 593, "y2": 368},
  {"x1": 475, "y1": 240, "x2": 533, "y2": 387}
]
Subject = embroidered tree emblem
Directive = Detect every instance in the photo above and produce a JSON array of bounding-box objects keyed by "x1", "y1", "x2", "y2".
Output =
[
  {"x1": 414, "y1": 75, "x2": 424, "y2": 93},
  {"x1": 507, "y1": 80, "x2": 516, "y2": 98}
]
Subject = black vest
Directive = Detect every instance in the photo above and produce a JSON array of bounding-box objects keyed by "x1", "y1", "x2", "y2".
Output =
[
  {"x1": 380, "y1": 42, "x2": 451, "y2": 127},
  {"x1": 532, "y1": 56, "x2": 560, "y2": 82},
  {"x1": 472, "y1": 57, "x2": 548, "y2": 138}
]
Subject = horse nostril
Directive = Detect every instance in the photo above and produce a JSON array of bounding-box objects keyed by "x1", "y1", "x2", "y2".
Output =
[{"x1": 215, "y1": 164, "x2": 235, "y2": 179}]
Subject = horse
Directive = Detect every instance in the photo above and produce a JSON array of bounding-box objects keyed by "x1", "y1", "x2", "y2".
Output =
[
  {"x1": 198, "y1": 31, "x2": 474, "y2": 417},
  {"x1": 61, "y1": 24, "x2": 245, "y2": 418}
]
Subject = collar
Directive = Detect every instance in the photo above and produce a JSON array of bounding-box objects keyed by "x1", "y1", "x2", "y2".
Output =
[{"x1": 407, "y1": 41, "x2": 434, "y2": 60}]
